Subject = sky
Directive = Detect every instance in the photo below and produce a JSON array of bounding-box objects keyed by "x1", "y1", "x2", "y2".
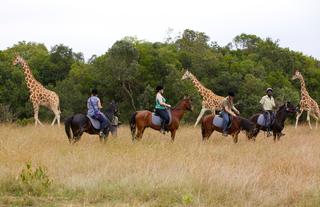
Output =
[{"x1": 1, "y1": 0, "x2": 319, "y2": 60}]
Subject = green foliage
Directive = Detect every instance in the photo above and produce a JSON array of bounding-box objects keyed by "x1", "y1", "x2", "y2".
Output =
[
  {"x1": 19, "y1": 162, "x2": 52, "y2": 196},
  {"x1": 0, "y1": 29, "x2": 319, "y2": 122}
]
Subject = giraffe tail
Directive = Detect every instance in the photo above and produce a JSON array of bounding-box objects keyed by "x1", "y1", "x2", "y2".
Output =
[{"x1": 64, "y1": 116, "x2": 73, "y2": 142}]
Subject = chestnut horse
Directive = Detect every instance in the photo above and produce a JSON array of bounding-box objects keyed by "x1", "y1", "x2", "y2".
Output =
[
  {"x1": 201, "y1": 114, "x2": 259, "y2": 143},
  {"x1": 130, "y1": 97, "x2": 193, "y2": 141}
]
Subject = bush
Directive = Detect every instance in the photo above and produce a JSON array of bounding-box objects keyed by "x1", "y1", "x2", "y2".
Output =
[
  {"x1": 0, "y1": 104, "x2": 16, "y2": 123},
  {"x1": 18, "y1": 162, "x2": 52, "y2": 196}
]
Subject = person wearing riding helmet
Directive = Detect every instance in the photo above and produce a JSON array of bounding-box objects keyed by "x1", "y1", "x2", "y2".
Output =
[
  {"x1": 87, "y1": 89, "x2": 110, "y2": 138},
  {"x1": 260, "y1": 87, "x2": 276, "y2": 137},
  {"x1": 221, "y1": 91, "x2": 240, "y2": 136},
  {"x1": 155, "y1": 85, "x2": 171, "y2": 134}
]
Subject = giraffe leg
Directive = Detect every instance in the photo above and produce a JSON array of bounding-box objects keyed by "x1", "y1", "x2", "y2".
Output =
[
  {"x1": 306, "y1": 111, "x2": 312, "y2": 129},
  {"x1": 51, "y1": 107, "x2": 61, "y2": 126},
  {"x1": 310, "y1": 113, "x2": 319, "y2": 129},
  {"x1": 194, "y1": 108, "x2": 208, "y2": 127},
  {"x1": 51, "y1": 117, "x2": 56, "y2": 125},
  {"x1": 295, "y1": 109, "x2": 304, "y2": 129},
  {"x1": 33, "y1": 104, "x2": 43, "y2": 126}
]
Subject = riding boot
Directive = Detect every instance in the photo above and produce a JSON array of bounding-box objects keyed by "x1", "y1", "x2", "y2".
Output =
[{"x1": 160, "y1": 121, "x2": 166, "y2": 134}]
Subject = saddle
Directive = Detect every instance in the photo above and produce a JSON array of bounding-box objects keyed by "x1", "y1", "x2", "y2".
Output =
[
  {"x1": 257, "y1": 111, "x2": 274, "y2": 127},
  {"x1": 151, "y1": 110, "x2": 172, "y2": 126},
  {"x1": 87, "y1": 114, "x2": 109, "y2": 130},
  {"x1": 212, "y1": 113, "x2": 232, "y2": 129}
]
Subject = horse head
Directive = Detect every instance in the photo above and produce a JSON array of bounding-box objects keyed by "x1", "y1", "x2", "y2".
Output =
[
  {"x1": 278, "y1": 101, "x2": 298, "y2": 114},
  {"x1": 239, "y1": 117, "x2": 259, "y2": 139},
  {"x1": 182, "y1": 96, "x2": 193, "y2": 111}
]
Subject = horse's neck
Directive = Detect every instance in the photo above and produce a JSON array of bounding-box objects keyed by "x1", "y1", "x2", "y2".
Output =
[
  {"x1": 275, "y1": 109, "x2": 287, "y2": 126},
  {"x1": 105, "y1": 107, "x2": 115, "y2": 120},
  {"x1": 172, "y1": 105, "x2": 187, "y2": 121}
]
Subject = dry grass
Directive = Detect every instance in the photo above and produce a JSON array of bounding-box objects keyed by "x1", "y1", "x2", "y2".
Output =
[{"x1": 0, "y1": 124, "x2": 320, "y2": 206}]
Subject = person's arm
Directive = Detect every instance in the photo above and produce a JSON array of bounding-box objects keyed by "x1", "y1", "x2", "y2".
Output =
[
  {"x1": 87, "y1": 100, "x2": 90, "y2": 110},
  {"x1": 225, "y1": 106, "x2": 237, "y2": 117},
  {"x1": 157, "y1": 94, "x2": 171, "y2": 108},
  {"x1": 259, "y1": 96, "x2": 265, "y2": 105},
  {"x1": 232, "y1": 105, "x2": 240, "y2": 115},
  {"x1": 271, "y1": 97, "x2": 276, "y2": 109},
  {"x1": 97, "y1": 98, "x2": 103, "y2": 109}
]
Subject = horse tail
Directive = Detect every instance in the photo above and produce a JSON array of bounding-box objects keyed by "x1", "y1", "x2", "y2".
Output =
[
  {"x1": 130, "y1": 112, "x2": 137, "y2": 141},
  {"x1": 64, "y1": 116, "x2": 73, "y2": 142}
]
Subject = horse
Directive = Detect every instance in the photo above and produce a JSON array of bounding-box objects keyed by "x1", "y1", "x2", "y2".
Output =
[
  {"x1": 249, "y1": 102, "x2": 298, "y2": 141},
  {"x1": 64, "y1": 101, "x2": 119, "y2": 144},
  {"x1": 201, "y1": 114, "x2": 259, "y2": 143},
  {"x1": 130, "y1": 97, "x2": 193, "y2": 142}
]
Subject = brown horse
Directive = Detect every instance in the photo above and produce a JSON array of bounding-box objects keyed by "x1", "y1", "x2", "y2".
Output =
[
  {"x1": 201, "y1": 114, "x2": 259, "y2": 143},
  {"x1": 130, "y1": 97, "x2": 193, "y2": 141}
]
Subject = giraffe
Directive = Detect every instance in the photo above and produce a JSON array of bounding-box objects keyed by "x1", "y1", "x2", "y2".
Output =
[
  {"x1": 181, "y1": 70, "x2": 224, "y2": 127},
  {"x1": 292, "y1": 70, "x2": 320, "y2": 129},
  {"x1": 13, "y1": 55, "x2": 61, "y2": 126}
]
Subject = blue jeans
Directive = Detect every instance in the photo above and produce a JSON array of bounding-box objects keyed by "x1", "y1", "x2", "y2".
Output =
[
  {"x1": 221, "y1": 111, "x2": 230, "y2": 133},
  {"x1": 93, "y1": 112, "x2": 110, "y2": 130},
  {"x1": 155, "y1": 109, "x2": 169, "y2": 124}
]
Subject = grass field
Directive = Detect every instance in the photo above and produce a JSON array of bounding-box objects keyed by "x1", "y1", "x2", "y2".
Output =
[{"x1": 0, "y1": 124, "x2": 319, "y2": 206}]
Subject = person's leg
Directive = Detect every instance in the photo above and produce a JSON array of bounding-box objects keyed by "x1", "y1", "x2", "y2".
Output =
[
  {"x1": 156, "y1": 109, "x2": 167, "y2": 133},
  {"x1": 266, "y1": 111, "x2": 272, "y2": 137},
  {"x1": 95, "y1": 113, "x2": 110, "y2": 136},
  {"x1": 222, "y1": 112, "x2": 229, "y2": 136}
]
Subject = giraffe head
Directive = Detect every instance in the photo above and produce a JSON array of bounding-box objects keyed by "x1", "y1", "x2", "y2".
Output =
[
  {"x1": 292, "y1": 70, "x2": 302, "y2": 80},
  {"x1": 181, "y1": 70, "x2": 192, "y2": 80},
  {"x1": 12, "y1": 55, "x2": 25, "y2": 66}
]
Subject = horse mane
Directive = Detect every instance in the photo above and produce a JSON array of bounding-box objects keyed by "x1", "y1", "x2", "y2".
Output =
[{"x1": 172, "y1": 98, "x2": 188, "y2": 111}]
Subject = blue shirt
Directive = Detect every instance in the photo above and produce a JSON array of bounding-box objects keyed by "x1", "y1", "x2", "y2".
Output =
[{"x1": 87, "y1": 96, "x2": 101, "y2": 116}]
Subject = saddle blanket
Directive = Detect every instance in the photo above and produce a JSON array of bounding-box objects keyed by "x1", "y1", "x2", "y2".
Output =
[
  {"x1": 212, "y1": 115, "x2": 232, "y2": 129},
  {"x1": 257, "y1": 114, "x2": 269, "y2": 127},
  {"x1": 151, "y1": 110, "x2": 172, "y2": 126},
  {"x1": 87, "y1": 114, "x2": 109, "y2": 130}
]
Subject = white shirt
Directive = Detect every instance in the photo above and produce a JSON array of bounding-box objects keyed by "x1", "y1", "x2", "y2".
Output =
[{"x1": 260, "y1": 95, "x2": 275, "y2": 111}]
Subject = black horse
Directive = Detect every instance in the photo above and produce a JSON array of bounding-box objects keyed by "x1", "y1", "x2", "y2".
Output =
[
  {"x1": 249, "y1": 102, "x2": 298, "y2": 141},
  {"x1": 65, "y1": 101, "x2": 119, "y2": 144}
]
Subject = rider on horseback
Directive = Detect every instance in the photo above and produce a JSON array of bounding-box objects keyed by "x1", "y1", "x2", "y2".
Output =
[
  {"x1": 155, "y1": 85, "x2": 171, "y2": 134},
  {"x1": 259, "y1": 88, "x2": 276, "y2": 137},
  {"x1": 87, "y1": 89, "x2": 111, "y2": 138},
  {"x1": 221, "y1": 91, "x2": 240, "y2": 136}
]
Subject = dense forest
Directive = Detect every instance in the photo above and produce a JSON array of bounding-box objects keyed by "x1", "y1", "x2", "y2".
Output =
[{"x1": 0, "y1": 29, "x2": 319, "y2": 124}]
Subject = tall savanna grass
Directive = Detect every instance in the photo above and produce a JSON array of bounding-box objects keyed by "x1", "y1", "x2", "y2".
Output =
[{"x1": 0, "y1": 124, "x2": 319, "y2": 206}]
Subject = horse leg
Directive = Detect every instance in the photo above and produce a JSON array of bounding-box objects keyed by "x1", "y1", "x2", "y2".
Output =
[
  {"x1": 194, "y1": 108, "x2": 208, "y2": 127},
  {"x1": 135, "y1": 126, "x2": 145, "y2": 141},
  {"x1": 295, "y1": 109, "x2": 303, "y2": 129},
  {"x1": 203, "y1": 128, "x2": 214, "y2": 141},
  {"x1": 232, "y1": 131, "x2": 240, "y2": 143},
  {"x1": 170, "y1": 129, "x2": 176, "y2": 142}
]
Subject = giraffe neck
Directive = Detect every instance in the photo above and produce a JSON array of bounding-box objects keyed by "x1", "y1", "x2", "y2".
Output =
[
  {"x1": 298, "y1": 76, "x2": 310, "y2": 98},
  {"x1": 21, "y1": 61, "x2": 40, "y2": 92},
  {"x1": 188, "y1": 74, "x2": 211, "y2": 97}
]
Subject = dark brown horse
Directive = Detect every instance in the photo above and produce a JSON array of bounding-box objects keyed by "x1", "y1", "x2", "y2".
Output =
[
  {"x1": 130, "y1": 97, "x2": 193, "y2": 141},
  {"x1": 201, "y1": 114, "x2": 259, "y2": 143},
  {"x1": 249, "y1": 102, "x2": 298, "y2": 141},
  {"x1": 64, "y1": 101, "x2": 119, "y2": 144}
]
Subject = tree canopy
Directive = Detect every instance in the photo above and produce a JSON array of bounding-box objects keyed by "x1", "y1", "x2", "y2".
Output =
[{"x1": 1, "y1": 30, "x2": 319, "y2": 123}]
